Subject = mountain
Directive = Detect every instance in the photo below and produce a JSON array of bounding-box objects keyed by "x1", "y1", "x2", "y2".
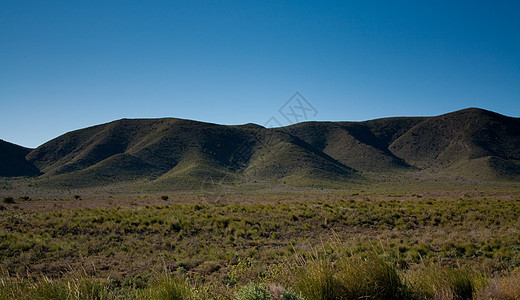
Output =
[
  {"x1": 1, "y1": 108, "x2": 519, "y2": 187},
  {"x1": 287, "y1": 108, "x2": 520, "y2": 179},
  {"x1": 24, "y1": 118, "x2": 356, "y2": 188},
  {"x1": 284, "y1": 117, "x2": 425, "y2": 172},
  {"x1": 0, "y1": 139, "x2": 40, "y2": 177},
  {"x1": 389, "y1": 108, "x2": 520, "y2": 179}
]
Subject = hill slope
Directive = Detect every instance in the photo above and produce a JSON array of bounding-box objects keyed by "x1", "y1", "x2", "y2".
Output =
[
  {"x1": 24, "y1": 118, "x2": 357, "y2": 188},
  {"x1": 389, "y1": 108, "x2": 520, "y2": 179},
  {"x1": 284, "y1": 117, "x2": 426, "y2": 172},
  {"x1": 2, "y1": 108, "x2": 519, "y2": 187},
  {"x1": 0, "y1": 140, "x2": 40, "y2": 177}
]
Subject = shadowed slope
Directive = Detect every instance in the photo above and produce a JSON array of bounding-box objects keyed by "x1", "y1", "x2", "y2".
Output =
[
  {"x1": 0, "y1": 140, "x2": 40, "y2": 177},
  {"x1": 285, "y1": 119, "x2": 423, "y2": 172}
]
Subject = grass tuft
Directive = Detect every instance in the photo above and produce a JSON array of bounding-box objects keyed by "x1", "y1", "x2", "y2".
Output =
[
  {"x1": 142, "y1": 275, "x2": 194, "y2": 300},
  {"x1": 0, "y1": 275, "x2": 113, "y2": 300},
  {"x1": 406, "y1": 265, "x2": 475, "y2": 300},
  {"x1": 294, "y1": 252, "x2": 407, "y2": 300}
]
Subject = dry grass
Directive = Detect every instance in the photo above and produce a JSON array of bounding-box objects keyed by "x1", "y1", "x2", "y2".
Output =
[{"x1": 475, "y1": 269, "x2": 520, "y2": 300}]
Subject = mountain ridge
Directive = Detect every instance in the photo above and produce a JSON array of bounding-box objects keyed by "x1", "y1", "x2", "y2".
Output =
[{"x1": 1, "y1": 108, "x2": 519, "y2": 188}]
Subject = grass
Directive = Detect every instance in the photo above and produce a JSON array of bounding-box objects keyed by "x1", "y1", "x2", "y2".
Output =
[
  {"x1": 405, "y1": 265, "x2": 476, "y2": 300},
  {"x1": 288, "y1": 249, "x2": 480, "y2": 300},
  {"x1": 0, "y1": 275, "x2": 113, "y2": 300},
  {"x1": 0, "y1": 251, "x2": 511, "y2": 299},
  {"x1": 476, "y1": 269, "x2": 520, "y2": 299},
  {"x1": 142, "y1": 276, "x2": 195, "y2": 300},
  {"x1": 293, "y1": 254, "x2": 406, "y2": 299},
  {"x1": 1, "y1": 191, "x2": 520, "y2": 298}
]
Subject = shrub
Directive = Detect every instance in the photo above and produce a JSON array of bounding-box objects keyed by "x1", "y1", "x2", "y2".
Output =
[
  {"x1": 161, "y1": 195, "x2": 169, "y2": 201},
  {"x1": 236, "y1": 283, "x2": 273, "y2": 300},
  {"x1": 279, "y1": 287, "x2": 305, "y2": 300},
  {"x1": 2, "y1": 197, "x2": 15, "y2": 204}
]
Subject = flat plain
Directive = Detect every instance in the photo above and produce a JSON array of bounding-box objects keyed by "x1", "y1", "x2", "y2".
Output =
[{"x1": 1, "y1": 177, "x2": 520, "y2": 299}]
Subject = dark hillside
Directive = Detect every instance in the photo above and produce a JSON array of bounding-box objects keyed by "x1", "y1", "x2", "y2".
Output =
[{"x1": 0, "y1": 139, "x2": 40, "y2": 177}]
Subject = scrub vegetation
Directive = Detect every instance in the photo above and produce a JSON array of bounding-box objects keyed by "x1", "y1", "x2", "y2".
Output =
[{"x1": 1, "y1": 190, "x2": 519, "y2": 299}]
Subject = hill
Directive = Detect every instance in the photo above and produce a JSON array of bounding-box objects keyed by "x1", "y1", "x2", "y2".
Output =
[
  {"x1": 388, "y1": 108, "x2": 520, "y2": 179},
  {"x1": 0, "y1": 139, "x2": 40, "y2": 177},
  {"x1": 1, "y1": 108, "x2": 519, "y2": 188},
  {"x1": 24, "y1": 118, "x2": 356, "y2": 188}
]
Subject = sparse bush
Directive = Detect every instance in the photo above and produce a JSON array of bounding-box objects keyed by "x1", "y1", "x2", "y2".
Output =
[
  {"x1": 236, "y1": 283, "x2": 273, "y2": 300},
  {"x1": 269, "y1": 285, "x2": 305, "y2": 300},
  {"x1": 281, "y1": 289, "x2": 305, "y2": 300},
  {"x1": 73, "y1": 195, "x2": 81, "y2": 200},
  {"x1": 161, "y1": 195, "x2": 169, "y2": 201},
  {"x1": 3, "y1": 197, "x2": 15, "y2": 204}
]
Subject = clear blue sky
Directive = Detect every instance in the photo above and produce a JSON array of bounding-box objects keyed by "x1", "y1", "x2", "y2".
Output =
[{"x1": 1, "y1": 1, "x2": 519, "y2": 148}]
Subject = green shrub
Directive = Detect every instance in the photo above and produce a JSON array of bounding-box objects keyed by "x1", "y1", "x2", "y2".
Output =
[
  {"x1": 236, "y1": 283, "x2": 273, "y2": 300},
  {"x1": 280, "y1": 287, "x2": 305, "y2": 300}
]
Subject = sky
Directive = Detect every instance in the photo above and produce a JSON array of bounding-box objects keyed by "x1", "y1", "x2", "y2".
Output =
[{"x1": 1, "y1": 1, "x2": 519, "y2": 148}]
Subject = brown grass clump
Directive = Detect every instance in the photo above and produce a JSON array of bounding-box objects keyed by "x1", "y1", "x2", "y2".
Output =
[{"x1": 475, "y1": 269, "x2": 520, "y2": 300}]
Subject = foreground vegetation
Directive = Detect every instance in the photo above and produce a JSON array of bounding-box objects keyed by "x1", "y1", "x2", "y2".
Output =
[
  {"x1": 1, "y1": 191, "x2": 520, "y2": 299},
  {"x1": 1, "y1": 248, "x2": 519, "y2": 299}
]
